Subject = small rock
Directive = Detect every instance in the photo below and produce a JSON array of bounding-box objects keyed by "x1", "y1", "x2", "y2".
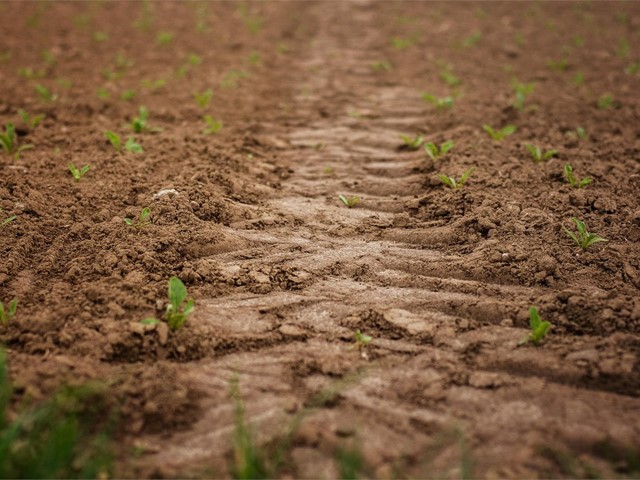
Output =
[
  {"x1": 153, "y1": 188, "x2": 179, "y2": 199},
  {"x1": 566, "y1": 349, "x2": 599, "y2": 363},
  {"x1": 279, "y1": 324, "x2": 307, "y2": 339},
  {"x1": 157, "y1": 322, "x2": 169, "y2": 345},
  {"x1": 129, "y1": 322, "x2": 145, "y2": 335}
]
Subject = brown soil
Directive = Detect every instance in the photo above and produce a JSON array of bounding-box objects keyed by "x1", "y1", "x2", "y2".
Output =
[{"x1": 1, "y1": 1, "x2": 640, "y2": 478}]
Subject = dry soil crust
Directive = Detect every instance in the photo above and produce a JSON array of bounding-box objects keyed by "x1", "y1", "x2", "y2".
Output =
[{"x1": 1, "y1": 1, "x2": 640, "y2": 478}]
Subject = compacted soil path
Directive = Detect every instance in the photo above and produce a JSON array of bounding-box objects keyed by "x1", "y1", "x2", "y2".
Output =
[{"x1": 1, "y1": 1, "x2": 639, "y2": 478}]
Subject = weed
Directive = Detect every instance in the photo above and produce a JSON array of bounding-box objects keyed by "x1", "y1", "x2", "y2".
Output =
[
  {"x1": 512, "y1": 79, "x2": 535, "y2": 110},
  {"x1": 68, "y1": 162, "x2": 90, "y2": 181},
  {"x1": 1, "y1": 209, "x2": 16, "y2": 229},
  {"x1": 564, "y1": 217, "x2": 608, "y2": 250},
  {"x1": 421, "y1": 93, "x2": 454, "y2": 110},
  {"x1": 339, "y1": 195, "x2": 359, "y2": 208},
  {"x1": 194, "y1": 88, "x2": 213, "y2": 108},
  {"x1": 165, "y1": 276, "x2": 195, "y2": 331},
  {"x1": 371, "y1": 60, "x2": 392, "y2": 72},
  {"x1": 518, "y1": 307, "x2": 551, "y2": 346},
  {"x1": 597, "y1": 93, "x2": 616, "y2": 109},
  {"x1": 18, "y1": 109, "x2": 45, "y2": 128},
  {"x1": 0, "y1": 124, "x2": 34, "y2": 159},
  {"x1": 483, "y1": 124, "x2": 516, "y2": 141},
  {"x1": 131, "y1": 106, "x2": 161, "y2": 133},
  {"x1": 34, "y1": 84, "x2": 57, "y2": 102},
  {"x1": 0, "y1": 299, "x2": 17, "y2": 326},
  {"x1": 564, "y1": 164, "x2": 592, "y2": 189},
  {"x1": 400, "y1": 134, "x2": 424, "y2": 150},
  {"x1": 525, "y1": 144, "x2": 557, "y2": 163},
  {"x1": 203, "y1": 115, "x2": 223, "y2": 135},
  {"x1": 124, "y1": 207, "x2": 151, "y2": 227},
  {"x1": 438, "y1": 167, "x2": 474, "y2": 190},
  {"x1": 424, "y1": 140, "x2": 454, "y2": 161}
]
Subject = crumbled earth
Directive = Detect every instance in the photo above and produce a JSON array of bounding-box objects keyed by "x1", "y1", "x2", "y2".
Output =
[{"x1": 1, "y1": 1, "x2": 640, "y2": 478}]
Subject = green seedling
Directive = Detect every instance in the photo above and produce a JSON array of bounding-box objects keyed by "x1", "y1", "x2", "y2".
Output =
[
  {"x1": 460, "y1": 31, "x2": 481, "y2": 47},
  {"x1": 140, "y1": 318, "x2": 159, "y2": 326},
  {"x1": 96, "y1": 88, "x2": 110, "y2": 100},
  {"x1": 92, "y1": 31, "x2": 108, "y2": 42},
  {"x1": 125, "y1": 137, "x2": 143, "y2": 153},
  {"x1": 512, "y1": 79, "x2": 535, "y2": 110},
  {"x1": 625, "y1": 61, "x2": 640, "y2": 75},
  {"x1": 247, "y1": 51, "x2": 262, "y2": 67},
  {"x1": 18, "y1": 67, "x2": 45, "y2": 80},
  {"x1": 18, "y1": 109, "x2": 45, "y2": 128},
  {"x1": 421, "y1": 93, "x2": 454, "y2": 110},
  {"x1": 339, "y1": 195, "x2": 359, "y2": 208},
  {"x1": 131, "y1": 106, "x2": 161, "y2": 133},
  {"x1": 576, "y1": 127, "x2": 587, "y2": 140},
  {"x1": 400, "y1": 134, "x2": 424, "y2": 150},
  {"x1": 548, "y1": 57, "x2": 568, "y2": 72},
  {"x1": 202, "y1": 115, "x2": 223, "y2": 135},
  {"x1": 438, "y1": 167, "x2": 474, "y2": 190},
  {"x1": 440, "y1": 69, "x2": 461, "y2": 87},
  {"x1": 165, "y1": 276, "x2": 195, "y2": 331},
  {"x1": 220, "y1": 70, "x2": 248, "y2": 89},
  {"x1": 0, "y1": 299, "x2": 17, "y2": 326},
  {"x1": 156, "y1": 31, "x2": 173, "y2": 45},
  {"x1": 518, "y1": 307, "x2": 551, "y2": 346},
  {"x1": 353, "y1": 330, "x2": 372, "y2": 349},
  {"x1": 525, "y1": 144, "x2": 557, "y2": 163},
  {"x1": 104, "y1": 130, "x2": 121, "y2": 151},
  {"x1": 68, "y1": 162, "x2": 90, "y2": 181},
  {"x1": 0, "y1": 124, "x2": 34, "y2": 159},
  {"x1": 140, "y1": 78, "x2": 166, "y2": 91},
  {"x1": 564, "y1": 163, "x2": 592, "y2": 189},
  {"x1": 391, "y1": 36, "x2": 413, "y2": 50},
  {"x1": 597, "y1": 93, "x2": 615, "y2": 109},
  {"x1": 572, "y1": 71, "x2": 585, "y2": 86},
  {"x1": 483, "y1": 124, "x2": 516, "y2": 141},
  {"x1": 424, "y1": 140, "x2": 454, "y2": 161},
  {"x1": 1, "y1": 209, "x2": 16, "y2": 229},
  {"x1": 617, "y1": 38, "x2": 630, "y2": 59},
  {"x1": 34, "y1": 84, "x2": 57, "y2": 102},
  {"x1": 124, "y1": 207, "x2": 151, "y2": 227},
  {"x1": 0, "y1": 52, "x2": 11, "y2": 63},
  {"x1": 194, "y1": 89, "x2": 213, "y2": 108},
  {"x1": 563, "y1": 217, "x2": 607, "y2": 250},
  {"x1": 371, "y1": 60, "x2": 392, "y2": 72},
  {"x1": 121, "y1": 89, "x2": 136, "y2": 101}
]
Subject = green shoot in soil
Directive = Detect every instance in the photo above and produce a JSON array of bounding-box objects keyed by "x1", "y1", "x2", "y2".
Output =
[
  {"x1": 483, "y1": 124, "x2": 516, "y2": 141},
  {"x1": 104, "y1": 131, "x2": 121, "y2": 152},
  {"x1": 125, "y1": 137, "x2": 143, "y2": 153},
  {"x1": 0, "y1": 124, "x2": 34, "y2": 159},
  {"x1": 121, "y1": 89, "x2": 136, "y2": 101},
  {"x1": 68, "y1": 162, "x2": 90, "y2": 181},
  {"x1": 194, "y1": 88, "x2": 213, "y2": 108},
  {"x1": 424, "y1": 140, "x2": 454, "y2": 161},
  {"x1": 512, "y1": 79, "x2": 535, "y2": 110},
  {"x1": 525, "y1": 144, "x2": 557, "y2": 163},
  {"x1": 563, "y1": 217, "x2": 608, "y2": 250},
  {"x1": 124, "y1": 207, "x2": 151, "y2": 228},
  {"x1": 400, "y1": 134, "x2": 424, "y2": 150},
  {"x1": 371, "y1": 60, "x2": 392, "y2": 72},
  {"x1": 438, "y1": 167, "x2": 474, "y2": 190},
  {"x1": 18, "y1": 109, "x2": 45, "y2": 128},
  {"x1": 203, "y1": 115, "x2": 223, "y2": 135},
  {"x1": 165, "y1": 276, "x2": 195, "y2": 331},
  {"x1": 518, "y1": 307, "x2": 551, "y2": 346},
  {"x1": 339, "y1": 195, "x2": 359, "y2": 208},
  {"x1": 0, "y1": 209, "x2": 16, "y2": 229},
  {"x1": 564, "y1": 164, "x2": 592, "y2": 189},
  {"x1": 354, "y1": 330, "x2": 372, "y2": 350},
  {"x1": 421, "y1": 93, "x2": 454, "y2": 110},
  {"x1": 0, "y1": 299, "x2": 17, "y2": 326},
  {"x1": 131, "y1": 106, "x2": 161, "y2": 133},
  {"x1": 34, "y1": 84, "x2": 57, "y2": 102},
  {"x1": 597, "y1": 93, "x2": 616, "y2": 109}
]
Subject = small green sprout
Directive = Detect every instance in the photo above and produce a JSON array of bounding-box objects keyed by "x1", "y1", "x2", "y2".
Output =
[
  {"x1": 247, "y1": 51, "x2": 262, "y2": 67},
  {"x1": 572, "y1": 71, "x2": 585, "y2": 86},
  {"x1": 617, "y1": 38, "x2": 630, "y2": 59},
  {"x1": 625, "y1": 61, "x2": 640, "y2": 75},
  {"x1": 0, "y1": 298, "x2": 17, "y2": 326},
  {"x1": 438, "y1": 167, "x2": 474, "y2": 190},
  {"x1": 440, "y1": 69, "x2": 460, "y2": 87},
  {"x1": 125, "y1": 137, "x2": 143, "y2": 153},
  {"x1": 140, "y1": 78, "x2": 166, "y2": 91},
  {"x1": 68, "y1": 162, "x2": 90, "y2": 181},
  {"x1": 371, "y1": 60, "x2": 392, "y2": 72},
  {"x1": 518, "y1": 307, "x2": 551, "y2": 346},
  {"x1": 354, "y1": 330, "x2": 372, "y2": 349},
  {"x1": 339, "y1": 195, "x2": 359, "y2": 208},
  {"x1": 0, "y1": 124, "x2": 34, "y2": 159},
  {"x1": 34, "y1": 84, "x2": 57, "y2": 102},
  {"x1": 1, "y1": 209, "x2": 16, "y2": 228},
  {"x1": 421, "y1": 93, "x2": 454, "y2": 110},
  {"x1": 324, "y1": 166, "x2": 333, "y2": 174},
  {"x1": 564, "y1": 164, "x2": 592, "y2": 189},
  {"x1": 597, "y1": 93, "x2": 615, "y2": 109},
  {"x1": 391, "y1": 36, "x2": 413, "y2": 49},
  {"x1": 18, "y1": 109, "x2": 45, "y2": 128},
  {"x1": 96, "y1": 88, "x2": 110, "y2": 100},
  {"x1": 121, "y1": 89, "x2": 136, "y2": 101},
  {"x1": 563, "y1": 217, "x2": 608, "y2": 250},
  {"x1": 483, "y1": 124, "x2": 517, "y2": 141},
  {"x1": 512, "y1": 79, "x2": 535, "y2": 110},
  {"x1": 141, "y1": 317, "x2": 160, "y2": 326},
  {"x1": 202, "y1": 115, "x2": 223, "y2": 135},
  {"x1": 194, "y1": 89, "x2": 213, "y2": 108},
  {"x1": 424, "y1": 140, "x2": 454, "y2": 161},
  {"x1": 576, "y1": 127, "x2": 587, "y2": 140},
  {"x1": 548, "y1": 57, "x2": 568, "y2": 72},
  {"x1": 460, "y1": 31, "x2": 481, "y2": 48},
  {"x1": 92, "y1": 31, "x2": 108, "y2": 42},
  {"x1": 124, "y1": 207, "x2": 151, "y2": 228},
  {"x1": 165, "y1": 276, "x2": 195, "y2": 331},
  {"x1": 525, "y1": 144, "x2": 557, "y2": 163},
  {"x1": 156, "y1": 31, "x2": 173, "y2": 45},
  {"x1": 400, "y1": 134, "x2": 424, "y2": 150},
  {"x1": 131, "y1": 106, "x2": 161, "y2": 133},
  {"x1": 220, "y1": 70, "x2": 248, "y2": 89},
  {"x1": 104, "y1": 130, "x2": 121, "y2": 151}
]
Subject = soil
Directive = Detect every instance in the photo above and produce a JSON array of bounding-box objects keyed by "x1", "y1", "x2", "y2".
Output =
[{"x1": 1, "y1": 1, "x2": 640, "y2": 478}]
